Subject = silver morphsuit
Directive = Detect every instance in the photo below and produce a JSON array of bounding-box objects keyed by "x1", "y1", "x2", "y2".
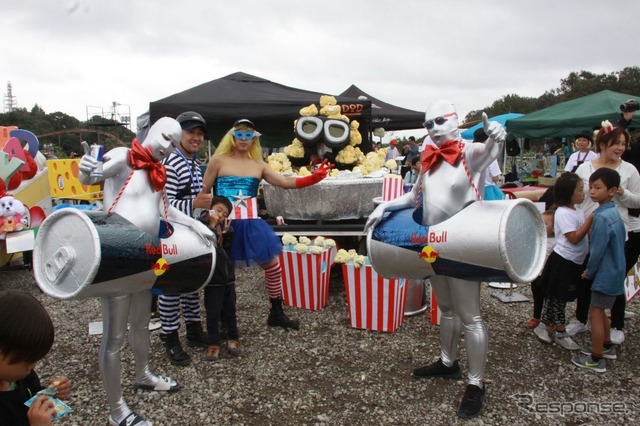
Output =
[
  {"x1": 365, "y1": 100, "x2": 506, "y2": 387},
  {"x1": 78, "y1": 117, "x2": 215, "y2": 424}
]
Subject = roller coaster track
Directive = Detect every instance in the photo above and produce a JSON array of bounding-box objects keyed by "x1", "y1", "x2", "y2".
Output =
[{"x1": 37, "y1": 128, "x2": 128, "y2": 146}]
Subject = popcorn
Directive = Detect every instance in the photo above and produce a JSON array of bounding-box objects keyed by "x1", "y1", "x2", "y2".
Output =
[
  {"x1": 333, "y1": 249, "x2": 367, "y2": 268},
  {"x1": 294, "y1": 243, "x2": 309, "y2": 254},
  {"x1": 385, "y1": 159, "x2": 398, "y2": 170},
  {"x1": 298, "y1": 166, "x2": 312, "y2": 177},
  {"x1": 334, "y1": 249, "x2": 351, "y2": 263},
  {"x1": 319, "y1": 95, "x2": 337, "y2": 107},
  {"x1": 313, "y1": 236, "x2": 325, "y2": 246},
  {"x1": 309, "y1": 245, "x2": 325, "y2": 255},
  {"x1": 281, "y1": 233, "x2": 298, "y2": 246},
  {"x1": 322, "y1": 238, "x2": 336, "y2": 248},
  {"x1": 299, "y1": 236, "x2": 312, "y2": 245},
  {"x1": 268, "y1": 152, "x2": 294, "y2": 174}
]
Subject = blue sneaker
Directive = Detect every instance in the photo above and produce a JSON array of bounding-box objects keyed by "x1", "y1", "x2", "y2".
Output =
[{"x1": 571, "y1": 353, "x2": 606, "y2": 373}]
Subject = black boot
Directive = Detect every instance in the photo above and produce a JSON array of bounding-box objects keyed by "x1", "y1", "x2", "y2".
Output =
[
  {"x1": 185, "y1": 322, "x2": 208, "y2": 348},
  {"x1": 159, "y1": 331, "x2": 191, "y2": 366},
  {"x1": 267, "y1": 299, "x2": 300, "y2": 330}
]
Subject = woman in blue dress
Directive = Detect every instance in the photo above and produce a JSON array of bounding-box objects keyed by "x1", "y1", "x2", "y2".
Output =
[{"x1": 202, "y1": 119, "x2": 332, "y2": 330}]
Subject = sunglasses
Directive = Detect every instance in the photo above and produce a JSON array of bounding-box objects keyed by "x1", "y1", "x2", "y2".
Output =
[
  {"x1": 423, "y1": 112, "x2": 457, "y2": 130},
  {"x1": 233, "y1": 130, "x2": 256, "y2": 140}
]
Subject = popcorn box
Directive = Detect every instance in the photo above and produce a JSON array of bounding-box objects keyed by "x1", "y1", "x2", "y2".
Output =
[
  {"x1": 342, "y1": 261, "x2": 408, "y2": 332},
  {"x1": 382, "y1": 175, "x2": 404, "y2": 201},
  {"x1": 280, "y1": 246, "x2": 336, "y2": 310}
]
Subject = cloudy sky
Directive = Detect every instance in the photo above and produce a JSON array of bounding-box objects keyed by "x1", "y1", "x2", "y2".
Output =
[{"x1": 2, "y1": 0, "x2": 639, "y2": 140}]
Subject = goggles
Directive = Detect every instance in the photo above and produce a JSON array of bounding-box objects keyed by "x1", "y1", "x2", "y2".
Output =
[
  {"x1": 295, "y1": 116, "x2": 350, "y2": 149},
  {"x1": 232, "y1": 130, "x2": 260, "y2": 140},
  {"x1": 423, "y1": 112, "x2": 457, "y2": 130}
]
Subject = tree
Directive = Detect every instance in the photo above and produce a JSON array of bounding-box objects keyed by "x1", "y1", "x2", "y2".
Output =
[
  {"x1": 464, "y1": 94, "x2": 538, "y2": 123},
  {"x1": 464, "y1": 66, "x2": 640, "y2": 124},
  {"x1": 0, "y1": 105, "x2": 134, "y2": 157}
]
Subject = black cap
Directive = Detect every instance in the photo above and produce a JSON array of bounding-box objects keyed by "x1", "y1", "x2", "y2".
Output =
[
  {"x1": 574, "y1": 130, "x2": 593, "y2": 143},
  {"x1": 177, "y1": 111, "x2": 207, "y2": 133},
  {"x1": 233, "y1": 118, "x2": 255, "y2": 128}
]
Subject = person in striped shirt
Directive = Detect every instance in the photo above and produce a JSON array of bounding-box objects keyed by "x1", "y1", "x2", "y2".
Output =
[{"x1": 158, "y1": 111, "x2": 213, "y2": 366}]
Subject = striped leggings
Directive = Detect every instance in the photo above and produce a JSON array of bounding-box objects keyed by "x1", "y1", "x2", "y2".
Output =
[{"x1": 158, "y1": 293, "x2": 201, "y2": 334}]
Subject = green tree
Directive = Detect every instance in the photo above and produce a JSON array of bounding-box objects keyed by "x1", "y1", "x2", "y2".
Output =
[{"x1": 464, "y1": 66, "x2": 640, "y2": 124}]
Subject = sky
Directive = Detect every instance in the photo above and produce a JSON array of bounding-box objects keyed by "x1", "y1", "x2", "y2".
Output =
[{"x1": 2, "y1": 0, "x2": 639, "y2": 143}]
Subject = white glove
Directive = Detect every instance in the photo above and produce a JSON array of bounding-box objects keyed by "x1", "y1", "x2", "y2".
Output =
[
  {"x1": 364, "y1": 203, "x2": 387, "y2": 234},
  {"x1": 79, "y1": 141, "x2": 98, "y2": 177},
  {"x1": 482, "y1": 112, "x2": 506, "y2": 143}
]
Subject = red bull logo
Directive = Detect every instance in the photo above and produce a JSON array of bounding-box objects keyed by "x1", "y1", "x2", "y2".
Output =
[
  {"x1": 152, "y1": 258, "x2": 170, "y2": 276},
  {"x1": 411, "y1": 231, "x2": 448, "y2": 244},
  {"x1": 419, "y1": 246, "x2": 439, "y2": 264},
  {"x1": 145, "y1": 243, "x2": 178, "y2": 256}
]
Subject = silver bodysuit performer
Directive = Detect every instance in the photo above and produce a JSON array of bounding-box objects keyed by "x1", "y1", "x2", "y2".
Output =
[
  {"x1": 79, "y1": 117, "x2": 215, "y2": 426},
  {"x1": 365, "y1": 100, "x2": 506, "y2": 419}
]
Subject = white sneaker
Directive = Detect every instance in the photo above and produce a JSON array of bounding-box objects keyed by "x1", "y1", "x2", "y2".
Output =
[
  {"x1": 534, "y1": 323, "x2": 552, "y2": 344},
  {"x1": 610, "y1": 328, "x2": 625, "y2": 345},
  {"x1": 554, "y1": 332, "x2": 580, "y2": 350},
  {"x1": 566, "y1": 320, "x2": 588, "y2": 336}
]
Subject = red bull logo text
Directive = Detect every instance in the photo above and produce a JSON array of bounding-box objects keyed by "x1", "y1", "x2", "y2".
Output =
[
  {"x1": 410, "y1": 231, "x2": 448, "y2": 245},
  {"x1": 145, "y1": 243, "x2": 179, "y2": 256}
]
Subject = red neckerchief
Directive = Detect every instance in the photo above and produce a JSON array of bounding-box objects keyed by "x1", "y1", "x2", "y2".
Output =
[
  {"x1": 420, "y1": 140, "x2": 461, "y2": 172},
  {"x1": 129, "y1": 138, "x2": 166, "y2": 192}
]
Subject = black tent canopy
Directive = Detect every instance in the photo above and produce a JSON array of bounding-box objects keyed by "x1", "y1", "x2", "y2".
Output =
[
  {"x1": 339, "y1": 84, "x2": 425, "y2": 131},
  {"x1": 149, "y1": 72, "x2": 372, "y2": 148}
]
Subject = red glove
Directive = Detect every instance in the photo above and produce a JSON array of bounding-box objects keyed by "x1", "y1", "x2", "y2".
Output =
[{"x1": 295, "y1": 159, "x2": 335, "y2": 188}]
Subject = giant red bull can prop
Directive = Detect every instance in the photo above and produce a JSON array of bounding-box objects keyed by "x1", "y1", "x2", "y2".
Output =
[
  {"x1": 33, "y1": 208, "x2": 215, "y2": 299},
  {"x1": 367, "y1": 198, "x2": 546, "y2": 283}
]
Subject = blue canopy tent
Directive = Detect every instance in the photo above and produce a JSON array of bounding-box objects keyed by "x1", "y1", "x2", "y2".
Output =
[{"x1": 461, "y1": 113, "x2": 524, "y2": 140}]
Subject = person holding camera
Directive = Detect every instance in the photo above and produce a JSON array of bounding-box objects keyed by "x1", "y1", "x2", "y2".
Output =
[{"x1": 157, "y1": 111, "x2": 213, "y2": 365}]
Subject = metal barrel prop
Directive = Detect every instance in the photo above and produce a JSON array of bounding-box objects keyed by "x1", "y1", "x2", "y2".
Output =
[
  {"x1": 367, "y1": 199, "x2": 546, "y2": 283},
  {"x1": 33, "y1": 209, "x2": 216, "y2": 299}
]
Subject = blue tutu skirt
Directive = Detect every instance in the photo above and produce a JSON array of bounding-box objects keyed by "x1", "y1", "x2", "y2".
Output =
[
  {"x1": 230, "y1": 219, "x2": 283, "y2": 266},
  {"x1": 484, "y1": 185, "x2": 505, "y2": 201}
]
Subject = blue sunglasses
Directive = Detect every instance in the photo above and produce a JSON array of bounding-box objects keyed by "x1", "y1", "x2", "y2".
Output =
[{"x1": 233, "y1": 130, "x2": 256, "y2": 140}]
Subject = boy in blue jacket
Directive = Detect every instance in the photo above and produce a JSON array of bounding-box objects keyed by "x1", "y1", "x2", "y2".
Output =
[{"x1": 572, "y1": 168, "x2": 626, "y2": 373}]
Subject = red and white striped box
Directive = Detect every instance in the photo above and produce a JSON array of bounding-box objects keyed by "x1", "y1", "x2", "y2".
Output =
[
  {"x1": 429, "y1": 284, "x2": 441, "y2": 325},
  {"x1": 230, "y1": 196, "x2": 259, "y2": 220},
  {"x1": 342, "y1": 261, "x2": 408, "y2": 332},
  {"x1": 280, "y1": 247, "x2": 336, "y2": 310},
  {"x1": 382, "y1": 175, "x2": 404, "y2": 201}
]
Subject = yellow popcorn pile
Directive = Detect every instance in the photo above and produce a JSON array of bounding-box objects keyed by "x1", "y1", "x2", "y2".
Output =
[
  {"x1": 353, "y1": 150, "x2": 387, "y2": 175},
  {"x1": 309, "y1": 245, "x2": 325, "y2": 255},
  {"x1": 384, "y1": 159, "x2": 398, "y2": 170},
  {"x1": 281, "y1": 233, "x2": 297, "y2": 246},
  {"x1": 294, "y1": 243, "x2": 309, "y2": 254},
  {"x1": 335, "y1": 145, "x2": 363, "y2": 165},
  {"x1": 281, "y1": 233, "x2": 336, "y2": 254},
  {"x1": 267, "y1": 152, "x2": 294, "y2": 174},
  {"x1": 333, "y1": 248, "x2": 367, "y2": 267},
  {"x1": 283, "y1": 138, "x2": 305, "y2": 159},
  {"x1": 299, "y1": 236, "x2": 312, "y2": 245}
]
